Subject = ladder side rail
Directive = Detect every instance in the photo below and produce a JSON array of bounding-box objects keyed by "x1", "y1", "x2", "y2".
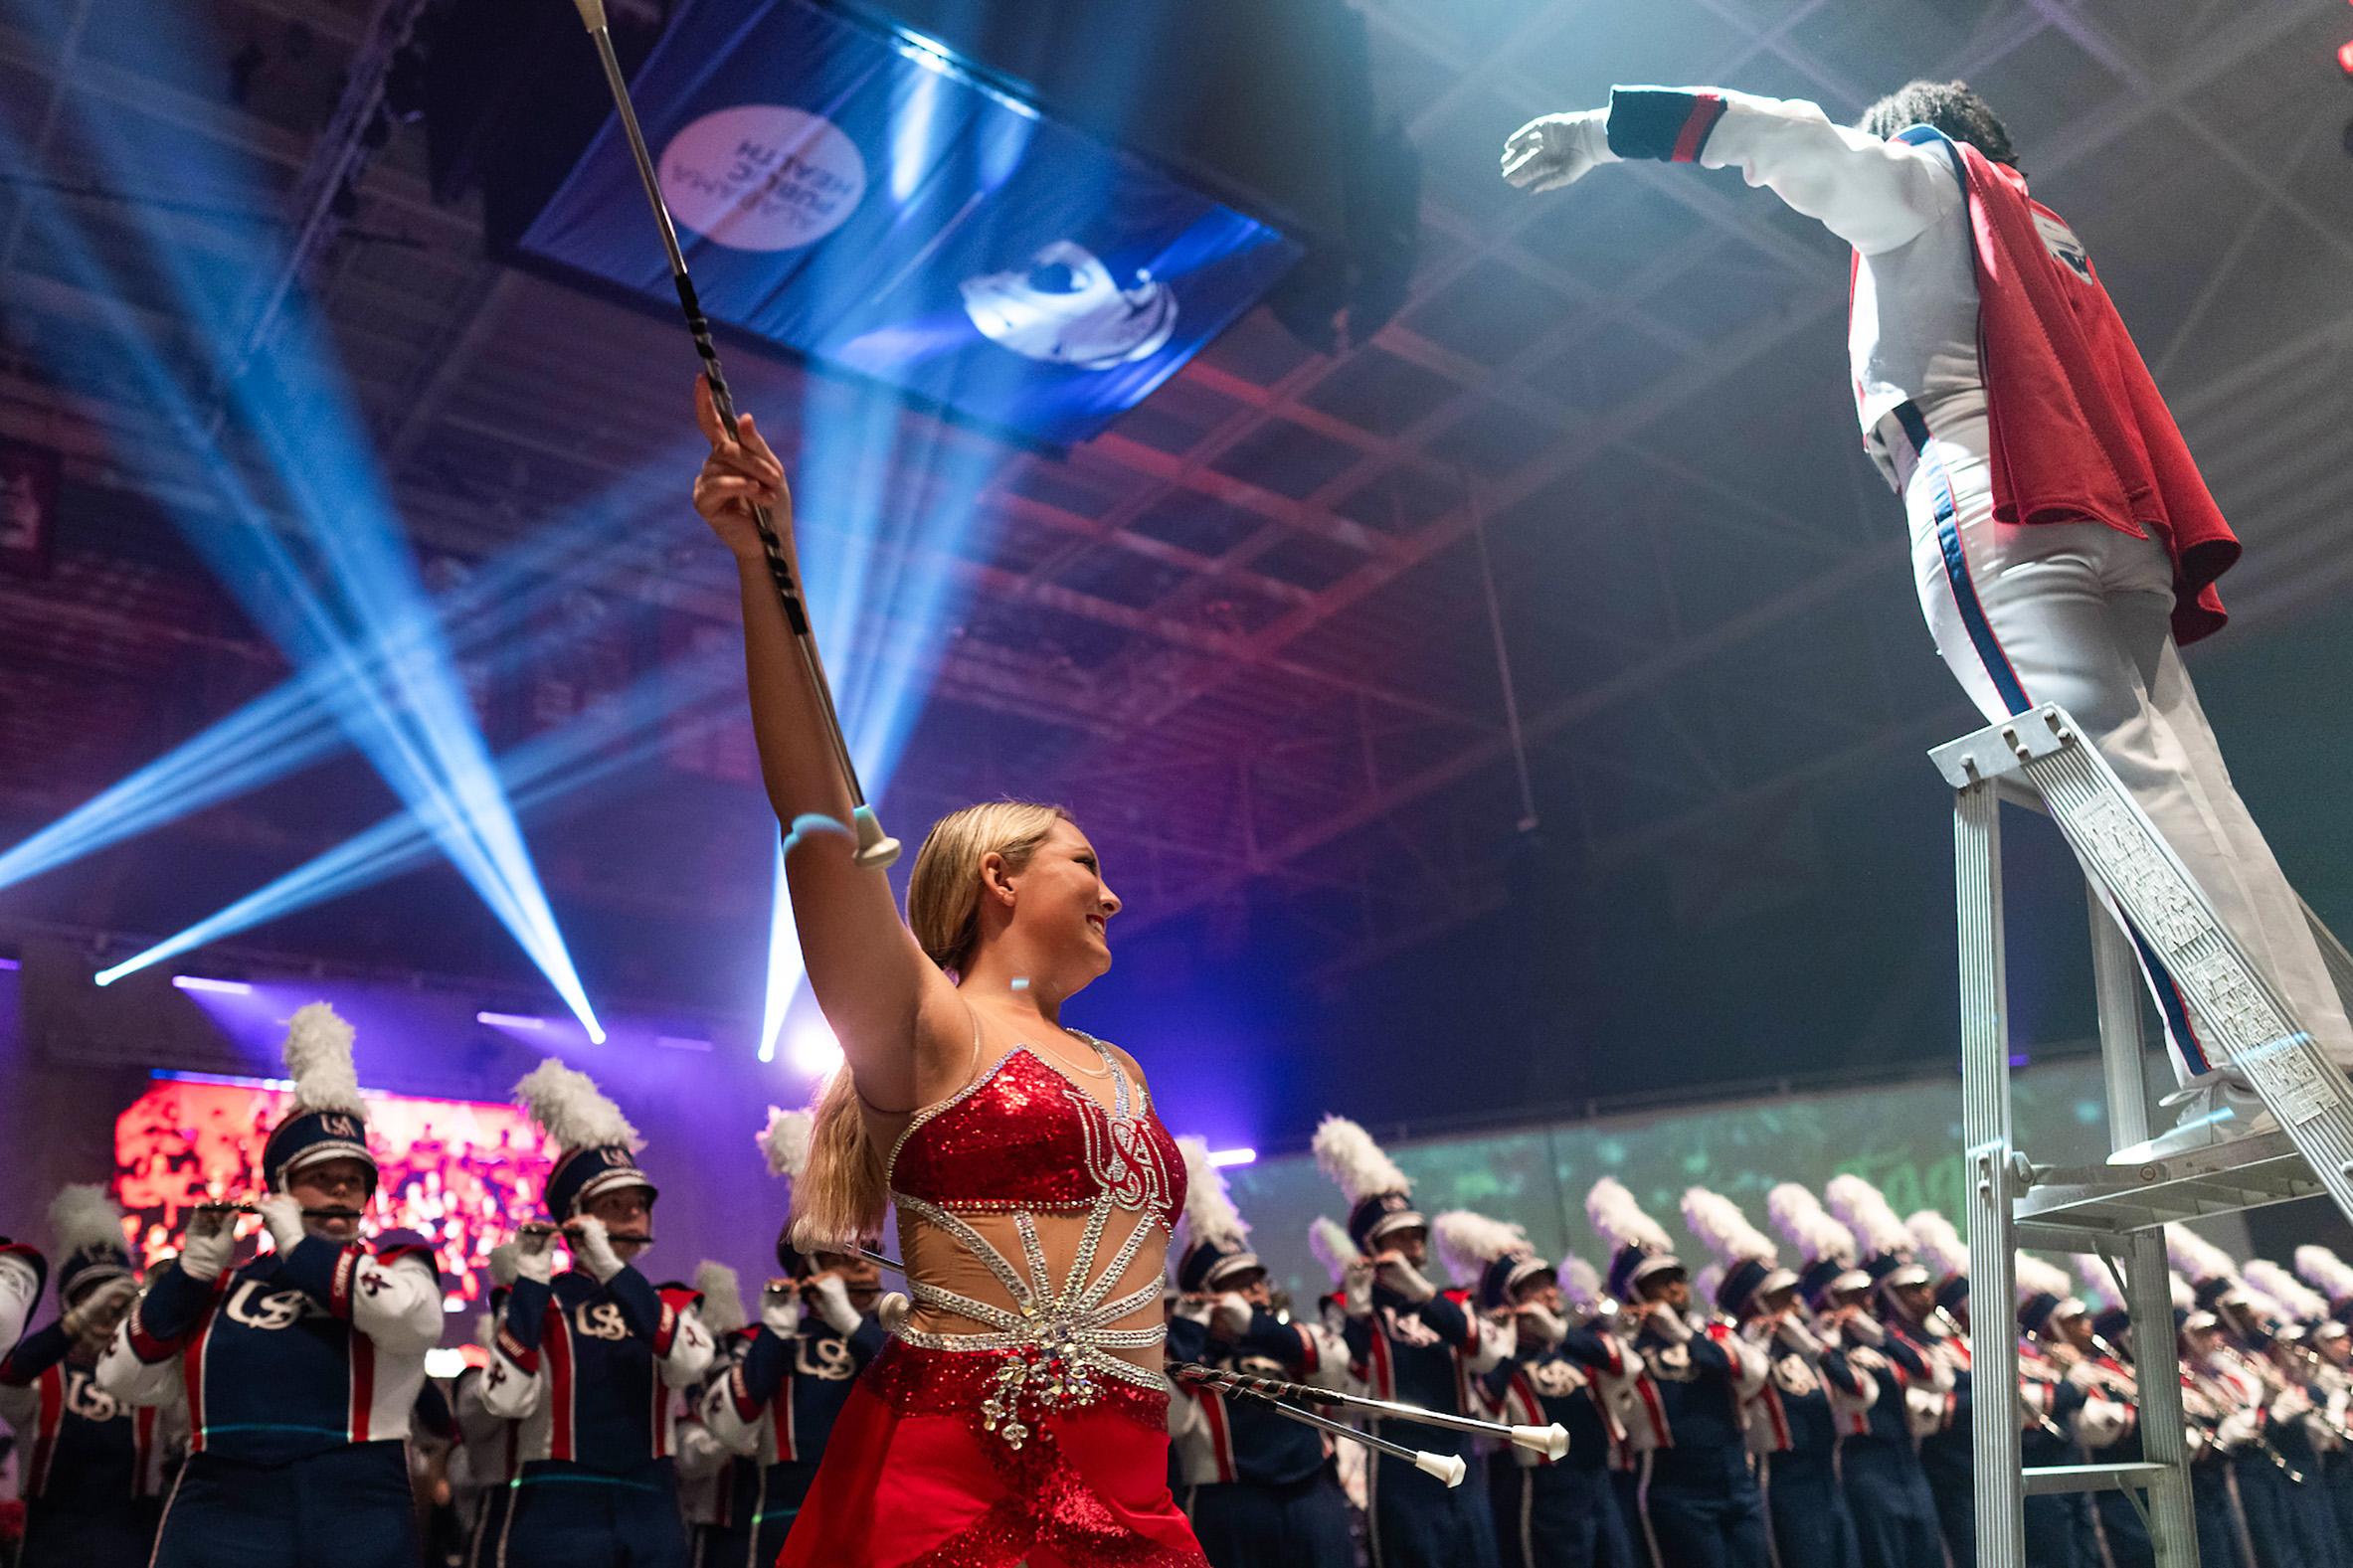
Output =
[
  {"x1": 1958, "y1": 781, "x2": 2028, "y2": 1568},
  {"x1": 2089, "y1": 887, "x2": 2154, "y2": 1153},
  {"x1": 2120, "y1": 1230, "x2": 2200, "y2": 1566},
  {"x1": 2016, "y1": 719, "x2": 2353, "y2": 1221}
]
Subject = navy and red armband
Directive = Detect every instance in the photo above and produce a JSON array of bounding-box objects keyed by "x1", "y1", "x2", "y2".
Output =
[
  {"x1": 1605, "y1": 87, "x2": 1727, "y2": 164},
  {"x1": 651, "y1": 1286, "x2": 703, "y2": 1357}
]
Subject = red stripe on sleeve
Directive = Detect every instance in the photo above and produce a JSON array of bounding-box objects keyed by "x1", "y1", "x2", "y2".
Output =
[{"x1": 1671, "y1": 93, "x2": 1725, "y2": 163}]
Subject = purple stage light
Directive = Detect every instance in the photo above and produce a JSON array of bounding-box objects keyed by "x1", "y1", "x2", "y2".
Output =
[
  {"x1": 477, "y1": 1010, "x2": 549, "y2": 1030},
  {"x1": 1207, "y1": 1147, "x2": 1256, "y2": 1168},
  {"x1": 172, "y1": 974, "x2": 255, "y2": 995}
]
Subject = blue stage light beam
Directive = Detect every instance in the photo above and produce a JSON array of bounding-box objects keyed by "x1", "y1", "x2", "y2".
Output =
[
  {"x1": 95, "y1": 650, "x2": 743, "y2": 989},
  {"x1": 0, "y1": 463, "x2": 696, "y2": 895},
  {"x1": 0, "y1": 62, "x2": 604, "y2": 1042}
]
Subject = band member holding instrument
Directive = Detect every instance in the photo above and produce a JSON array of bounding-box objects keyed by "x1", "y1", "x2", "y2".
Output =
[
  {"x1": 1317, "y1": 1116, "x2": 1505, "y2": 1568},
  {"x1": 699, "y1": 1109, "x2": 887, "y2": 1567},
  {"x1": 478, "y1": 1059, "x2": 715, "y2": 1568},
  {"x1": 0, "y1": 1185, "x2": 176, "y2": 1567},
  {"x1": 690, "y1": 386, "x2": 1207, "y2": 1567},
  {"x1": 96, "y1": 1003, "x2": 443, "y2": 1568},
  {"x1": 1167, "y1": 1136, "x2": 1354, "y2": 1568}
]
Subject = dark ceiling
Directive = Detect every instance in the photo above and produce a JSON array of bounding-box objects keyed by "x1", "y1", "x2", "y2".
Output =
[{"x1": 3, "y1": 0, "x2": 2350, "y2": 1141}]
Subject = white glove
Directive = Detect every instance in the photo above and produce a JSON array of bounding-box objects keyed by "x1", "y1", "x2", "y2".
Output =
[
  {"x1": 1484, "y1": 1313, "x2": 1519, "y2": 1362},
  {"x1": 760, "y1": 1278, "x2": 803, "y2": 1338},
  {"x1": 1841, "y1": 1312, "x2": 1886, "y2": 1348},
  {"x1": 1376, "y1": 1258, "x2": 1437, "y2": 1304},
  {"x1": 1645, "y1": 1305, "x2": 1693, "y2": 1345},
  {"x1": 1517, "y1": 1304, "x2": 1568, "y2": 1349},
  {"x1": 570, "y1": 1214, "x2": 626, "y2": 1285},
  {"x1": 258, "y1": 1193, "x2": 307, "y2": 1257},
  {"x1": 1501, "y1": 109, "x2": 1619, "y2": 194},
  {"x1": 808, "y1": 1274, "x2": 861, "y2": 1337},
  {"x1": 1342, "y1": 1260, "x2": 1374, "y2": 1320},
  {"x1": 2217, "y1": 1409, "x2": 2262, "y2": 1451},
  {"x1": 177, "y1": 1208, "x2": 237, "y2": 1283},
  {"x1": 514, "y1": 1226, "x2": 556, "y2": 1285},
  {"x1": 63, "y1": 1276, "x2": 139, "y2": 1340},
  {"x1": 1209, "y1": 1295, "x2": 1254, "y2": 1341}
]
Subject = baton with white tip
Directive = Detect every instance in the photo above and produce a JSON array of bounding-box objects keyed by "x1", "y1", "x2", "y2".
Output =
[
  {"x1": 565, "y1": 0, "x2": 899, "y2": 871},
  {"x1": 1172, "y1": 1362, "x2": 1568, "y2": 1460},
  {"x1": 1170, "y1": 1364, "x2": 1466, "y2": 1485}
]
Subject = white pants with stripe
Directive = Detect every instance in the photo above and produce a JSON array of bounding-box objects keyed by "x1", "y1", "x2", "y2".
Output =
[{"x1": 1902, "y1": 408, "x2": 2353, "y2": 1082}]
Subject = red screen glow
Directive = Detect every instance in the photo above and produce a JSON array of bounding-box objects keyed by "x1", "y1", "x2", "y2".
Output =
[{"x1": 112, "y1": 1076, "x2": 558, "y2": 1312}]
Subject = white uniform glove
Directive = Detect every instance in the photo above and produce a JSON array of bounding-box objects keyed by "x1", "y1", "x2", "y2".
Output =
[
  {"x1": 63, "y1": 1277, "x2": 139, "y2": 1340},
  {"x1": 570, "y1": 1214, "x2": 626, "y2": 1285},
  {"x1": 1644, "y1": 1305, "x2": 1694, "y2": 1345},
  {"x1": 1342, "y1": 1260, "x2": 1374, "y2": 1320},
  {"x1": 807, "y1": 1274, "x2": 861, "y2": 1337},
  {"x1": 1376, "y1": 1259, "x2": 1437, "y2": 1304},
  {"x1": 1501, "y1": 108, "x2": 1619, "y2": 194},
  {"x1": 177, "y1": 1208, "x2": 238, "y2": 1283},
  {"x1": 760, "y1": 1278, "x2": 803, "y2": 1338},
  {"x1": 2217, "y1": 1409, "x2": 2262, "y2": 1451},
  {"x1": 514, "y1": 1226, "x2": 557, "y2": 1285},
  {"x1": 1209, "y1": 1295, "x2": 1254, "y2": 1341},
  {"x1": 258, "y1": 1193, "x2": 307, "y2": 1257},
  {"x1": 1517, "y1": 1304, "x2": 1568, "y2": 1349}
]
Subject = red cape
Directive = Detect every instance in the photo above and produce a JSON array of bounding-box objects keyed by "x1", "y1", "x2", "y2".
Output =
[{"x1": 1957, "y1": 140, "x2": 2238, "y2": 642}]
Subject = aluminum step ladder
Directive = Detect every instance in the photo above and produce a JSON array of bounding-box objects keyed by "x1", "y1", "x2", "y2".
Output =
[{"x1": 1934, "y1": 701, "x2": 2353, "y2": 1568}]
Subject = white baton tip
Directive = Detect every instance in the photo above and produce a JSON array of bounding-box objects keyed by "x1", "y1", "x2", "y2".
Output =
[
  {"x1": 1415, "y1": 1451, "x2": 1468, "y2": 1488},
  {"x1": 1512, "y1": 1423, "x2": 1570, "y2": 1461}
]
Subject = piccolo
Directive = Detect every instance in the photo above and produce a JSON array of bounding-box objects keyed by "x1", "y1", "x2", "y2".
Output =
[
  {"x1": 194, "y1": 1203, "x2": 363, "y2": 1220},
  {"x1": 515, "y1": 1222, "x2": 657, "y2": 1245},
  {"x1": 1171, "y1": 1362, "x2": 1570, "y2": 1460},
  {"x1": 1171, "y1": 1364, "x2": 1466, "y2": 1486}
]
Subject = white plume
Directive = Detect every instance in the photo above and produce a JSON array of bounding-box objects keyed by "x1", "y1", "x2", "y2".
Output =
[
  {"x1": 2296, "y1": 1245, "x2": 2353, "y2": 1305},
  {"x1": 2075, "y1": 1258, "x2": 2121, "y2": 1314},
  {"x1": 2015, "y1": 1253, "x2": 2074, "y2": 1303},
  {"x1": 281, "y1": 1002, "x2": 364, "y2": 1116},
  {"x1": 694, "y1": 1261, "x2": 748, "y2": 1336},
  {"x1": 1175, "y1": 1136, "x2": 1251, "y2": 1256},
  {"x1": 1681, "y1": 1186, "x2": 1777, "y2": 1268},
  {"x1": 2171, "y1": 1272, "x2": 2195, "y2": 1312},
  {"x1": 1560, "y1": 1255, "x2": 1606, "y2": 1312},
  {"x1": 2165, "y1": 1225, "x2": 2238, "y2": 1286},
  {"x1": 2236, "y1": 1276, "x2": 2294, "y2": 1327},
  {"x1": 1433, "y1": 1209, "x2": 1533, "y2": 1285},
  {"x1": 488, "y1": 1243, "x2": 520, "y2": 1289},
  {"x1": 1825, "y1": 1173, "x2": 1913, "y2": 1260},
  {"x1": 1312, "y1": 1117, "x2": 1410, "y2": 1203},
  {"x1": 1585, "y1": 1177, "x2": 1672, "y2": 1255},
  {"x1": 1308, "y1": 1217, "x2": 1360, "y2": 1285},
  {"x1": 1907, "y1": 1210, "x2": 1969, "y2": 1282},
  {"x1": 2244, "y1": 1260, "x2": 2327, "y2": 1323},
  {"x1": 760, "y1": 1106, "x2": 814, "y2": 1180},
  {"x1": 513, "y1": 1059, "x2": 641, "y2": 1151},
  {"x1": 48, "y1": 1184, "x2": 126, "y2": 1259},
  {"x1": 1767, "y1": 1183, "x2": 1855, "y2": 1267}
]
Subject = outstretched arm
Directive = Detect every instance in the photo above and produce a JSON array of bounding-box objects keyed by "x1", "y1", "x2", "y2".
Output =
[
  {"x1": 690, "y1": 379, "x2": 963, "y2": 1109},
  {"x1": 1505, "y1": 87, "x2": 1961, "y2": 256}
]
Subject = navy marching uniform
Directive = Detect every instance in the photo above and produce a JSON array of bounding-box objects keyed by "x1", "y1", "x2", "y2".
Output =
[
  {"x1": 1317, "y1": 1116, "x2": 1503, "y2": 1568},
  {"x1": 1167, "y1": 1137, "x2": 1354, "y2": 1568},
  {"x1": 97, "y1": 1003, "x2": 444, "y2": 1568},
  {"x1": 0, "y1": 1188, "x2": 179, "y2": 1567},
  {"x1": 480, "y1": 1061, "x2": 716, "y2": 1568},
  {"x1": 1732, "y1": 1256, "x2": 1868, "y2": 1568},
  {"x1": 1437, "y1": 1210, "x2": 1636, "y2": 1568},
  {"x1": 700, "y1": 1246, "x2": 886, "y2": 1566},
  {"x1": 1824, "y1": 1303, "x2": 1943, "y2": 1568},
  {"x1": 1589, "y1": 1178, "x2": 1770, "y2": 1568},
  {"x1": 2014, "y1": 1268, "x2": 2124, "y2": 1568}
]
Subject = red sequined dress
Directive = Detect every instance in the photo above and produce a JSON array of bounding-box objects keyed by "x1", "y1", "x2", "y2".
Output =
[{"x1": 779, "y1": 1034, "x2": 1206, "y2": 1567}]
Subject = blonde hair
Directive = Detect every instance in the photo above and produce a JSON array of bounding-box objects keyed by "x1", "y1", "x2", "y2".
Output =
[{"x1": 790, "y1": 800, "x2": 1071, "y2": 1250}]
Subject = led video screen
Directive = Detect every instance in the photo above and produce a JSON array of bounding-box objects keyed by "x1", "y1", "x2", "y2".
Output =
[
  {"x1": 516, "y1": 0, "x2": 1303, "y2": 444},
  {"x1": 113, "y1": 1073, "x2": 558, "y2": 1311}
]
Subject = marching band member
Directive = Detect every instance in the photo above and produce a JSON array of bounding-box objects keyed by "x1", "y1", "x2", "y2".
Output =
[
  {"x1": 2235, "y1": 1265, "x2": 2349, "y2": 1565},
  {"x1": 0, "y1": 1185, "x2": 174, "y2": 1566},
  {"x1": 1306, "y1": 1216, "x2": 1374, "y2": 1524},
  {"x1": 675, "y1": 1260, "x2": 752, "y2": 1567},
  {"x1": 2176, "y1": 1284, "x2": 2257, "y2": 1568},
  {"x1": 1829, "y1": 1177, "x2": 1967, "y2": 1565},
  {"x1": 1588, "y1": 1177, "x2": 1768, "y2": 1568},
  {"x1": 478, "y1": 1059, "x2": 715, "y2": 1568},
  {"x1": 0, "y1": 1226, "x2": 40, "y2": 1357},
  {"x1": 96, "y1": 1002, "x2": 443, "y2": 1568},
  {"x1": 1315, "y1": 1115, "x2": 1504, "y2": 1568},
  {"x1": 1689, "y1": 1185, "x2": 1862, "y2": 1568},
  {"x1": 2067, "y1": 1261, "x2": 2154, "y2": 1568},
  {"x1": 700, "y1": 1108, "x2": 886, "y2": 1567},
  {"x1": 1770, "y1": 1183, "x2": 1936, "y2": 1568},
  {"x1": 1436, "y1": 1209, "x2": 1637, "y2": 1568},
  {"x1": 1901, "y1": 1207, "x2": 1976, "y2": 1564},
  {"x1": 451, "y1": 1244, "x2": 521, "y2": 1567},
  {"x1": 2016, "y1": 1255, "x2": 2130, "y2": 1568},
  {"x1": 1555, "y1": 1254, "x2": 1661, "y2": 1568},
  {"x1": 1168, "y1": 1137, "x2": 1353, "y2": 1568}
]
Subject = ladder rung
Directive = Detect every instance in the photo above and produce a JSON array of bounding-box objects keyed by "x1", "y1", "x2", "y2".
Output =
[
  {"x1": 2011, "y1": 1134, "x2": 2323, "y2": 1232},
  {"x1": 2022, "y1": 1463, "x2": 2173, "y2": 1496}
]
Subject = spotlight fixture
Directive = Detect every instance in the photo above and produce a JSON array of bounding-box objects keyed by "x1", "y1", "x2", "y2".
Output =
[{"x1": 1206, "y1": 1147, "x2": 1258, "y2": 1168}]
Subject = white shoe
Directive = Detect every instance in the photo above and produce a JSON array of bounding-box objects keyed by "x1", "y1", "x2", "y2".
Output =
[{"x1": 2107, "y1": 1076, "x2": 2277, "y2": 1165}]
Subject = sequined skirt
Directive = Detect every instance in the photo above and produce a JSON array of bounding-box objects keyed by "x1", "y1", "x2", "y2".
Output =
[{"x1": 777, "y1": 1339, "x2": 1207, "y2": 1568}]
